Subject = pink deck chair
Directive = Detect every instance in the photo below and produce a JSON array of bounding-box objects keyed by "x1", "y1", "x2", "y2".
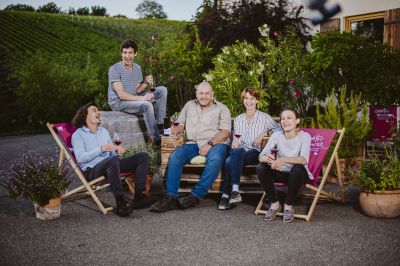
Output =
[
  {"x1": 254, "y1": 128, "x2": 346, "y2": 221},
  {"x1": 47, "y1": 122, "x2": 135, "y2": 214}
]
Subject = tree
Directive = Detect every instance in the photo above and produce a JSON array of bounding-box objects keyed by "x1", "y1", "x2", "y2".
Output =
[
  {"x1": 91, "y1": 6, "x2": 108, "y2": 16},
  {"x1": 68, "y1": 7, "x2": 76, "y2": 15},
  {"x1": 194, "y1": 0, "x2": 311, "y2": 53},
  {"x1": 4, "y1": 4, "x2": 35, "y2": 12},
  {"x1": 113, "y1": 14, "x2": 127, "y2": 18},
  {"x1": 136, "y1": 0, "x2": 167, "y2": 19},
  {"x1": 76, "y1": 7, "x2": 89, "y2": 16},
  {"x1": 37, "y1": 2, "x2": 61, "y2": 14}
]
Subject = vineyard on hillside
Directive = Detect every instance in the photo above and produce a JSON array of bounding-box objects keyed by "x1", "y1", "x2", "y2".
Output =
[{"x1": 0, "y1": 11, "x2": 187, "y2": 133}]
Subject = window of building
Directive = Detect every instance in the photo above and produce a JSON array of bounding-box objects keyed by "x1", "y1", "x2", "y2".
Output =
[{"x1": 345, "y1": 12, "x2": 385, "y2": 42}]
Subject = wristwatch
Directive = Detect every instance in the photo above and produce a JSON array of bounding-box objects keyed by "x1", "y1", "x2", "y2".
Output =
[{"x1": 207, "y1": 140, "x2": 214, "y2": 146}]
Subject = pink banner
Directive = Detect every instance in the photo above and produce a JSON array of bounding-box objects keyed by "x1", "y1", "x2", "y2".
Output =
[{"x1": 369, "y1": 106, "x2": 398, "y2": 141}]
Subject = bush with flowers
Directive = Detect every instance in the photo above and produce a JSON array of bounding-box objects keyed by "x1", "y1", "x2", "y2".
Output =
[
  {"x1": 0, "y1": 150, "x2": 72, "y2": 206},
  {"x1": 204, "y1": 25, "x2": 309, "y2": 116}
]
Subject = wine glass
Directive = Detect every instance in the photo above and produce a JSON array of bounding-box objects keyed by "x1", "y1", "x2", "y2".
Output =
[
  {"x1": 149, "y1": 80, "x2": 156, "y2": 93},
  {"x1": 271, "y1": 144, "x2": 279, "y2": 160},
  {"x1": 113, "y1": 133, "x2": 122, "y2": 151},
  {"x1": 234, "y1": 132, "x2": 242, "y2": 140}
]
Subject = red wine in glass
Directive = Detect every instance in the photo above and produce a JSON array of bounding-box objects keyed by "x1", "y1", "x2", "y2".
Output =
[
  {"x1": 271, "y1": 144, "x2": 279, "y2": 159},
  {"x1": 173, "y1": 121, "x2": 179, "y2": 127},
  {"x1": 234, "y1": 133, "x2": 241, "y2": 139},
  {"x1": 113, "y1": 133, "x2": 122, "y2": 150}
]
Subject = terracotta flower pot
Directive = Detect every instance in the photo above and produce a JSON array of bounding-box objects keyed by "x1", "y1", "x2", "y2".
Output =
[
  {"x1": 126, "y1": 175, "x2": 152, "y2": 197},
  {"x1": 34, "y1": 196, "x2": 62, "y2": 220},
  {"x1": 359, "y1": 190, "x2": 400, "y2": 218}
]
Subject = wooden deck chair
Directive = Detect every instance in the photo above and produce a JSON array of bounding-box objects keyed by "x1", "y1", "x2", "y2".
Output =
[
  {"x1": 46, "y1": 122, "x2": 135, "y2": 214},
  {"x1": 254, "y1": 128, "x2": 346, "y2": 222}
]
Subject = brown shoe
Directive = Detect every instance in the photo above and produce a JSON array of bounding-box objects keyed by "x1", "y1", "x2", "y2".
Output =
[{"x1": 149, "y1": 195, "x2": 178, "y2": 213}]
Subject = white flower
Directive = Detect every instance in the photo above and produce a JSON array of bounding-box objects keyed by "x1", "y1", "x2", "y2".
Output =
[
  {"x1": 203, "y1": 73, "x2": 213, "y2": 81},
  {"x1": 222, "y1": 47, "x2": 230, "y2": 54},
  {"x1": 249, "y1": 70, "x2": 254, "y2": 76},
  {"x1": 217, "y1": 56, "x2": 224, "y2": 63},
  {"x1": 258, "y1": 24, "x2": 270, "y2": 37},
  {"x1": 258, "y1": 62, "x2": 265, "y2": 73},
  {"x1": 243, "y1": 49, "x2": 249, "y2": 57}
]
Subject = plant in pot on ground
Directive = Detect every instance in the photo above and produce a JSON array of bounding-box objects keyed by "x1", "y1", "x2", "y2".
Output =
[
  {"x1": 122, "y1": 144, "x2": 161, "y2": 196},
  {"x1": 348, "y1": 142, "x2": 400, "y2": 218},
  {"x1": 0, "y1": 149, "x2": 72, "y2": 220}
]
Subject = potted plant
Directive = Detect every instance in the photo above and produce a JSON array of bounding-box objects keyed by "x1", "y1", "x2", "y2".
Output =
[
  {"x1": 349, "y1": 142, "x2": 400, "y2": 218},
  {"x1": 0, "y1": 150, "x2": 72, "y2": 220},
  {"x1": 122, "y1": 144, "x2": 161, "y2": 196}
]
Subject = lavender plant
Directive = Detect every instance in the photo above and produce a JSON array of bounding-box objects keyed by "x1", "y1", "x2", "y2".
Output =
[{"x1": 0, "y1": 150, "x2": 72, "y2": 206}]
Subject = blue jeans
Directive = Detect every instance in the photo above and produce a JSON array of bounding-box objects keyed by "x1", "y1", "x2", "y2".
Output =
[
  {"x1": 221, "y1": 148, "x2": 260, "y2": 194},
  {"x1": 166, "y1": 143, "x2": 229, "y2": 198},
  {"x1": 113, "y1": 86, "x2": 167, "y2": 141}
]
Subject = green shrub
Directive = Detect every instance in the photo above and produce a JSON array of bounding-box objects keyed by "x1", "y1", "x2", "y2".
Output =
[
  {"x1": 15, "y1": 51, "x2": 103, "y2": 130},
  {"x1": 304, "y1": 31, "x2": 400, "y2": 105},
  {"x1": 204, "y1": 27, "x2": 308, "y2": 116},
  {"x1": 314, "y1": 86, "x2": 371, "y2": 158},
  {"x1": 140, "y1": 28, "x2": 213, "y2": 112},
  {"x1": 123, "y1": 144, "x2": 160, "y2": 175}
]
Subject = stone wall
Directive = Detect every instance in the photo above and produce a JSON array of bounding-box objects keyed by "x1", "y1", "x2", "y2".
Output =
[{"x1": 100, "y1": 111, "x2": 148, "y2": 147}]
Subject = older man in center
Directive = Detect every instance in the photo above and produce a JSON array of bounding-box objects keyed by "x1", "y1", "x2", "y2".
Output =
[{"x1": 150, "y1": 81, "x2": 231, "y2": 212}]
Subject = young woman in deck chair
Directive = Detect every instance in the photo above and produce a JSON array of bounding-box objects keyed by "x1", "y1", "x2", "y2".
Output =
[
  {"x1": 217, "y1": 87, "x2": 280, "y2": 210},
  {"x1": 71, "y1": 102, "x2": 150, "y2": 217},
  {"x1": 256, "y1": 108, "x2": 313, "y2": 223}
]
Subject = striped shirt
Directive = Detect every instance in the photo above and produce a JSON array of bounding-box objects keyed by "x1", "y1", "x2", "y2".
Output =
[
  {"x1": 234, "y1": 110, "x2": 281, "y2": 151},
  {"x1": 108, "y1": 62, "x2": 143, "y2": 108}
]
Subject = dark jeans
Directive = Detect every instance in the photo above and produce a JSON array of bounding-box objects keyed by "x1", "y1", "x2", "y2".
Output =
[
  {"x1": 256, "y1": 163, "x2": 311, "y2": 205},
  {"x1": 85, "y1": 152, "x2": 149, "y2": 198},
  {"x1": 221, "y1": 148, "x2": 259, "y2": 194}
]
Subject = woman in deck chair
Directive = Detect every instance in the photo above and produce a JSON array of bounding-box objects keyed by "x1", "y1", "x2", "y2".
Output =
[
  {"x1": 71, "y1": 102, "x2": 150, "y2": 217},
  {"x1": 256, "y1": 108, "x2": 312, "y2": 223},
  {"x1": 217, "y1": 87, "x2": 280, "y2": 210}
]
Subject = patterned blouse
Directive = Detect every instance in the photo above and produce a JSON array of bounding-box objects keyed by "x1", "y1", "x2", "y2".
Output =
[{"x1": 234, "y1": 110, "x2": 281, "y2": 151}]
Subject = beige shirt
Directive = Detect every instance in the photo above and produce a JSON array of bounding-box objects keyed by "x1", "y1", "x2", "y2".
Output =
[{"x1": 177, "y1": 100, "x2": 231, "y2": 147}]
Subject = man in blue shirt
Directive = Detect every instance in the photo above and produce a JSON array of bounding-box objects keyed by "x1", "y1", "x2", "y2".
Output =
[{"x1": 71, "y1": 102, "x2": 150, "y2": 217}]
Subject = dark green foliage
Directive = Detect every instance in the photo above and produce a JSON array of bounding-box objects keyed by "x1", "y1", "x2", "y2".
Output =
[
  {"x1": 123, "y1": 144, "x2": 160, "y2": 175},
  {"x1": 194, "y1": 0, "x2": 311, "y2": 53},
  {"x1": 76, "y1": 7, "x2": 89, "y2": 16},
  {"x1": 37, "y1": 2, "x2": 61, "y2": 14},
  {"x1": 140, "y1": 28, "x2": 212, "y2": 111},
  {"x1": 91, "y1": 6, "x2": 108, "y2": 17},
  {"x1": 15, "y1": 51, "x2": 103, "y2": 130},
  {"x1": 351, "y1": 147, "x2": 400, "y2": 192},
  {"x1": 136, "y1": 0, "x2": 167, "y2": 19},
  {"x1": 68, "y1": 7, "x2": 75, "y2": 15},
  {"x1": 4, "y1": 4, "x2": 35, "y2": 12},
  {"x1": 304, "y1": 31, "x2": 400, "y2": 105}
]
